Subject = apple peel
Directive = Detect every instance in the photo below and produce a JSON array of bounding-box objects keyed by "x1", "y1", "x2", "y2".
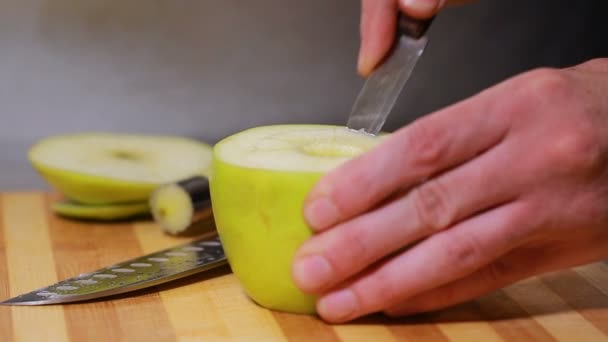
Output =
[{"x1": 209, "y1": 124, "x2": 385, "y2": 314}]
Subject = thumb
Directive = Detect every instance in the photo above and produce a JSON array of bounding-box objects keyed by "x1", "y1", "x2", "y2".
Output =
[{"x1": 399, "y1": 0, "x2": 446, "y2": 19}]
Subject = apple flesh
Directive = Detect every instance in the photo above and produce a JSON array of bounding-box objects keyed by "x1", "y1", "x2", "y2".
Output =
[
  {"x1": 28, "y1": 133, "x2": 213, "y2": 204},
  {"x1": 209, "y1": 124, "x2": 385, "y2": 314},
  {"x1": 52, "y1": 200, "x2": 150, "y2": 221},
  {"x1": 149, "y1": 176, "x2": 212, "y2": 235}
]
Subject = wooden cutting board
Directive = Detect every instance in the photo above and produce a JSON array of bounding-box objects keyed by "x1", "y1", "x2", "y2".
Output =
[{"x1": 2, "y1": 192, "x2": 608, "y2": 341}]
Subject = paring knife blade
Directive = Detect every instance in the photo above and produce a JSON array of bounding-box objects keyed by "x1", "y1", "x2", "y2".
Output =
[
  {"x1": 0, "y1": 233, "x2": 227, "y2": 306},
  {"x1": 346, "y1": 14, "x2": 434, "y2": 135}
]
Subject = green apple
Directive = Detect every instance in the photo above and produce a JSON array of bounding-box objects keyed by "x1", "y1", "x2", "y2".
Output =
[
  {"x1": 52, "y1": 199, "x2": 150, "y2": 221},
  {"x1": 28, "y1": 133, "x2": 213, "y2": 204},
  {"x1": 209, "y1": 124, "x2": 386, "y2": 314}
]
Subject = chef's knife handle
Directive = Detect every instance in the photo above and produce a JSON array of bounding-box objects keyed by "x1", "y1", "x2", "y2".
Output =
[{"x1": 397, "y1": 13, "x2": 435, "y2": 39}]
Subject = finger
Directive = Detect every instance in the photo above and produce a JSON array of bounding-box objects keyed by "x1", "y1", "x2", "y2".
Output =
[
  {"x1": 383, "y1": 231, "x2": 604, "y2": 317},
  {"x1": 384, "y1": 248, "x2": 545, "y2": 317},
  {"x1": 303, "y1": 79, "x2": 518, "y2": 232},
  {"x1": 358, "y1": 0, "x2": 398, "y2": 76},
  {"x1": 398, "y1": 0, "x2": 446, "y2": 20},
  {"x1": 315, "y1": 201, "x2": 536, "y2": 323},
  {"x1": 384, "y1": 236, "x2": 605, "y2": 316},
  {"x1": 293, "y1": 140, "x2": 520, "y2": 294}
]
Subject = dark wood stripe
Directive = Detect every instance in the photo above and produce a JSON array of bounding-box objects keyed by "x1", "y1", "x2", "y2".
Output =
[
  {"x1": 44, "y1": 194, "x2": 177, "y2": 341},
  {"x1": 0, "y1": 195, "x2": 15, "y2": 342},
  {"x1": 477, "y1": 290, "x2": 557, "y2": 341},
  {"x1": 387, "y1": 318, "x2": 450, "y2": 342},
  {"x1": 411, "y1": 302, "x2": 490, "y2": 341},
  {"x1": 272, "y1": 311, "x2": 340, "y2": 342},
  {"x1": 400, "y1": 294, "x2": 555, "y2": 341},
  {"x1": 542, "y1": 269, "x2": 608, "y2": 336}
]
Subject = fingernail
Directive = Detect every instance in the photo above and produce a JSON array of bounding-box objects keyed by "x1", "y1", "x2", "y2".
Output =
[
  {"x1": 304, "y1": 197, "x2": 340, "y2": 231},
  {"x1": 292, "y1": 255, "x2": 332, "y2": 292},
  {"x1": 318, "y1": 289, "x2": 358, "y2": 322},
  {"x1": 357, "y1": 57, "x2": 373, "y2": 77},
  {"x1": 357, "y1": 45, "x2": 373, "y2": 77},
  {"x1": 402, "y1": 0, "x2": 440, "y2": 14}
]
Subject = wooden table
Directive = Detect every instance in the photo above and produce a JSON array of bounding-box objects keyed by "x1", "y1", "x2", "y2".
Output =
[{"x1": 2, "y1": 192, "x2": 608, "y2": 341}]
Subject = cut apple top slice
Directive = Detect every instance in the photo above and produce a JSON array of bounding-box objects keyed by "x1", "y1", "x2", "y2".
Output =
[
  {"x1": 29, "y1": 133, "x2": 213, "y2": 184},
  {"x1": 214, "y1": 125, "x2": 385, "y2": 172}
]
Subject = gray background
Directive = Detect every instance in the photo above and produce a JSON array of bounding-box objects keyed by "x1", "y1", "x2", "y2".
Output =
[{"x1": 1, "y1": 0, "x2": 607, "y2": 190}]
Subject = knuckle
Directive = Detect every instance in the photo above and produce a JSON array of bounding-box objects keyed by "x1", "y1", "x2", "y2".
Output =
[
  {"x1": 511, "y1": 68, "x2": 572, "y2": 115},
  {"x1": 526, "y1": 68, "x2": 572, "y2": 97},
  {"x1": 497, "y1": 68, "x2": 572, "y2": 124},
  {"x1": 547, "y1": 127, "x2": 602, "y2": 176},
  {"x1": 514, "y1": 68, "x2": 603, "y2": 177},
  {"x1": 325, "y1": 226, "x2": 370, "y2": 276},
  {"x1": 412, "y1": 179, "x2": 452, "y2": 231},
  {"x1": 441, "y1": 233, "x2": 484, "y2": 268},
  {"x1": 403, "y1": 119, "x2": 450, "y2": 170},
  {"x1": 509, "y1": 201, "x2": 542, "y2": 237}
]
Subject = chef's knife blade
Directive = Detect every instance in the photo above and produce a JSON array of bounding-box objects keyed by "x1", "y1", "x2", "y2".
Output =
[
  {"x1": 346, "y1": 14, "x2": 434, "y2": 135},
  {"x1": 0, "y1": 233, "x2": 226, "y2": 306}
]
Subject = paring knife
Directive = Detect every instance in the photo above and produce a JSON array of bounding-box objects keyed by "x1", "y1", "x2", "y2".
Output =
[
  {"x1": 346, "y1": 13, "x2": 434, "y2": 135},
  {"x1": 0, "y1": 233, "x2": 227, "y2": 305}
]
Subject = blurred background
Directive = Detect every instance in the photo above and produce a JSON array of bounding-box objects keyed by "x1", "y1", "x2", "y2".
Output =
[{"x1": 1, "y1": 0, "x2": 607, "y2": 189}]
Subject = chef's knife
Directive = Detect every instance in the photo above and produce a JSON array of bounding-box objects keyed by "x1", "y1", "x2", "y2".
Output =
[
  {"x1": 0, "y1": 233, "x2": 226, "y2": 305},
  {"x1": 346, "y1": 13, "x2": 434, "y2": 135}
]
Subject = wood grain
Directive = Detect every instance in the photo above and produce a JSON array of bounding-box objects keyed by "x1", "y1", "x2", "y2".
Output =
[
  {"x1": 2, "y1": 192, "x2": 608, "y2": 341},
  {"x1": 334, "y1": 323, "x2": 397, "y2": 342},
  {"x1": 386, "y1": 317, "x2": 449, "y2": 341},
  {"x1": 45, "y1": 199, "x2": 178, "y2": 342},
  {"x1": 433, "y1": 302, "x2": 504, "y2": 342},
  {"x1": 135, "y1": 222, "x2": 233, "y2": 341},
  {"x1": 272, "y1": 311, "x2": 340, "y2": 342},
  {"x1": 503, "y1": 277, "x2": 608, "y2": 341},
  {"x1": 4, "y1": 193, "x2": 69, "y2": 342},
  {"x1": 0, "y1": 195, "x2": 15, "y2": 342},
  {"x1": 476, "y1": 290, "x2": 556, "y2": 341},
  {"x1": 541, "y1": 270, "x2": 608, "y2": 335}
]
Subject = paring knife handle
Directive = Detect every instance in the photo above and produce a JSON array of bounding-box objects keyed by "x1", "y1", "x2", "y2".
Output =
[{"x1": 397, "y1": 13, "x2": 435, "y2": 39}]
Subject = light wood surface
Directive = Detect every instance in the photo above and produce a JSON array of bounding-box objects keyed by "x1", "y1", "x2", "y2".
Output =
[{"x1": 2, "y1": 192, "x2": 608, "y2": 341}]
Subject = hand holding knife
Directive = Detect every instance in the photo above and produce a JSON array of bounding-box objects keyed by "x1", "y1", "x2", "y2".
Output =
[{"x1": 347, "y1": 13, "x2": 434, "y2": 135}]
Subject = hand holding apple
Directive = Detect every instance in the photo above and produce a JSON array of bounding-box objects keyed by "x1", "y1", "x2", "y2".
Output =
[
  {"x1": 209, "y1": 125, "x2": 385, "y2": 314},
  {"x1": 293, "y1": 59, "x2": 608, "y2": 322}
]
